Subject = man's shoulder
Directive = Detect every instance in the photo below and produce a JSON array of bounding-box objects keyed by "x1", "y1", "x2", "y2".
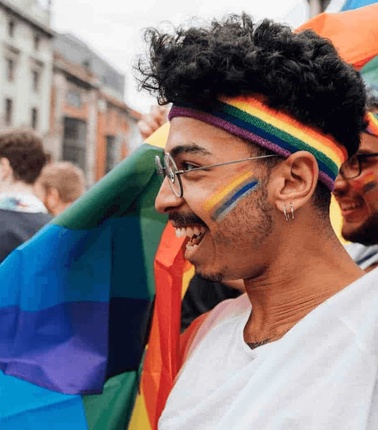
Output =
[
  {"x1": 0, "y1": 209, "x2": 51, "y2": 260},
  {"x1": 181, "y1": 294, "x2": 249, "y2": 359},
  {"x1": 0, "y1": 208, "x2": 51, "y2": 222}
]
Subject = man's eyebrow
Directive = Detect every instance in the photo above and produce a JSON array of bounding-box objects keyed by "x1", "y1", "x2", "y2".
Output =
[
  {"x1": 169, "y1": 143, "x2": 212, "y2": 158},
  {"x1": 357, "y1": 150, "x2": 378, "y2": 155}
]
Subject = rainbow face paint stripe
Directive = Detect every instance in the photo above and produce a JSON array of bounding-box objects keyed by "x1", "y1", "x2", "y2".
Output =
[
  {"x1": 169, "y1": 96, "x2": 347, "y2": 191},
  {"x1": 352, "y1": 170, "x2": 377, "y2": 193},
  {"x1": 204, "y1": 170, "x2": 259, "y2": 221},
  {"x1": 366, "y1": 112, "x2": 378, "y2": 137}
]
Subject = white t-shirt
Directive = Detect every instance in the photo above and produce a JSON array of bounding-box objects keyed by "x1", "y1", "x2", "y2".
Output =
[
  {"x1": 346, "y1": 242, "x2": 378, "y2": 271},
  {"x1": 159, "y1": 269, "x2": 378, "y2": 430}
]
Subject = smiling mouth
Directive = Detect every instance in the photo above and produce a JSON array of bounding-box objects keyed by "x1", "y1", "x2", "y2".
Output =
[
  {"x1": 174, "y1": 225, "x2": 207, "y2": 250},
  {"x1": 339, "y1": 202, "x2": 362, "y2": 212}
]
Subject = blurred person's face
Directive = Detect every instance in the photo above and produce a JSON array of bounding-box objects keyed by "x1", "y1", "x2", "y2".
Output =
[
  {"x1": 33, "y1": 181, "x2": 61, "y2": 215},
  {"x1": 0, "y1": 157, "x2": 13, "y2": 187},
  {"x1": 333, "y1": 132, "x2": 378, "y2": 245},
  {"x1": 33, "y1": 180, "x2": 46, "y2": 202}
]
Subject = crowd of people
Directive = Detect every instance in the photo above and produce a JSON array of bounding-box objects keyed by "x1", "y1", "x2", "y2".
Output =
[{"x1": 0, "y1": 128, "x2": 86, "y2": 263}]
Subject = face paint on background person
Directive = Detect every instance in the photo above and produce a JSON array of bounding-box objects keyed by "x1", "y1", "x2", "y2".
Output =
[
  {"x1": 203, "y1": 169, "x2": 259, "y2": 221},
  {"x1": 351, "y1": 170, "x2": 378, "y2": 194}
]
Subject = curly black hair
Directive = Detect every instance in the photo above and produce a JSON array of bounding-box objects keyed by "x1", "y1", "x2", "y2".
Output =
[{"x1": 136, "y1": 13, "x2": 367, "y2": 157}]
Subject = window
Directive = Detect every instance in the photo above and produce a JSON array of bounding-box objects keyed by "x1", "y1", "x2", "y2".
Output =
[
  {"x1": 106, "y1": 135, "x2": 117, "y2": 173},
  {"x1": 6, "y1": 58, "x2": 15, "y2": 81},
  {"x1": 5, "y1": 99, "x2": 13, "y2": 125},
  {"x1": 62, "y1": 117, "x2": 87, "y2": 173},
  {"x1": 32, "y1": 70, "x2": 40, "y2": 92},
  {"x1": 34, "y1": 34, "x2": 40, "y2": 51},
  {"x1": 8, "y1": 20, "x2": 15, "y2": 38},
  {"x1": 66, "y1": 89, "x2": 82, "y2": 108},
  {"x1": 31, "y1": 108, "x2": 38, "y2": 129}
]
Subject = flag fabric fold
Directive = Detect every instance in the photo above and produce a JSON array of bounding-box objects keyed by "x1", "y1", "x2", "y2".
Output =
[
  {"x1": 0, "y1": 123, "x2": 181, "y2": 428},
  {"x1": 297, "y1": 2, "x2": 378, "y2": 70}
]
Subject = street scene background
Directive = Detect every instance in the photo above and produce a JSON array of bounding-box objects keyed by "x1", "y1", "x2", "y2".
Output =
[{"x1": 0, "y1": 0, "x2": 326, "y2": 187}]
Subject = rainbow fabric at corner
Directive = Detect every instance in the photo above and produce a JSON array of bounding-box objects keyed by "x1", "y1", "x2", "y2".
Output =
[
  {"x1": 0, "y1": 124, "x2": 175, "y2": 429},
  {"x1": 339, "y1": 0, "x2": 378, "y2": 10},
  {"x1": 366, "y1": 112, "x2": 378, "y2": 137}
]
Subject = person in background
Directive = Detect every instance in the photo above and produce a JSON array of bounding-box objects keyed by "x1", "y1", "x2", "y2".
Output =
[
  {"x1": 137, "y1": 13, "x2": 377, "y2": 429},
  {"x1": 34, "y1": 161, "x2": 86, "y2": 216},
  {"x1": 0, "y1": 128, "x2": 51, "y2": 263},
  {"x1": 333, "y1": 91, "x2": 378, "y2": 272}
]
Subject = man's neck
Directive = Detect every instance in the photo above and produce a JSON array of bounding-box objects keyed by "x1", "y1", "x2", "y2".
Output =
[{"x1": 243, "y1": 238, "x2": 364, "y2": 346}]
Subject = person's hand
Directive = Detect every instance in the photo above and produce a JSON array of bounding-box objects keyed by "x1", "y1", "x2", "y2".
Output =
[{"x1": 138, "y1": 105, "x2": 170, "y2": 140}]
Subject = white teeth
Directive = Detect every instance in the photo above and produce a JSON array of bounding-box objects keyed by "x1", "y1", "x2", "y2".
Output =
[
  {"x1": 175, "y1": 225, "x2": 206, "y2": 239},
  {"x1": 175, "y1": 228, "x2": 185, "y2": 238},
  {"x1": 341, "y1": 203, "x2": 361, "y2": 211}
]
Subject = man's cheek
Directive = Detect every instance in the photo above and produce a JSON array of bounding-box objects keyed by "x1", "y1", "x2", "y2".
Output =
[
  {"x1": 203, "y1": 170, "x2": 259, "y2": 222},
  {"x1": 351, "y1": 170, "x2": 378, "y2": 193}
]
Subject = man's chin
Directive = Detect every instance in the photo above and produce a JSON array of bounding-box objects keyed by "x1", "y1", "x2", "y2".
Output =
[
  {"x1": 195, "y1": 268, "x2": 224, "y2": 283},
  {"x1": 342, "y1": 225, "x2": 378, "y2": 246}
]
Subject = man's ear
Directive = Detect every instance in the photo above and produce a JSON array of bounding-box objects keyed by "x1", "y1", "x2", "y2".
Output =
[
  {"x1": 0, "y1": 157, "x2": 12, "y2": 181},
  {"x1": 268, "y1": 151, "x2": 319, "y2": 214},
  {"x1": 45, "y1": 187, "x2": 60, "y2": 211}
]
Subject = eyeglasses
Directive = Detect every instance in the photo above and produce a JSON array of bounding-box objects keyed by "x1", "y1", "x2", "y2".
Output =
[
  {"x1": 339, "y1": 153, "x2": 378, "y2": 180},
  {"x1": 155, "y1": 152, "x2": 278, "y2": 198}
]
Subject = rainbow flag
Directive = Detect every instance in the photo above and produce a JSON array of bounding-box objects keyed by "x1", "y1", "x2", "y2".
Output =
[
  {"x1": 0, "y1": 123, "x2": 188, "y2": 429},
  {"x1": 298, "y1": 2, "x2": 378, "y2": 71},
  {"x1": 335, "y1": 0, "x2": 378, "y2": 93}
]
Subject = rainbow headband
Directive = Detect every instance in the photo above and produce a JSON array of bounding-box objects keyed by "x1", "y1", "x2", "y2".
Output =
[{"x1": 168, "y1": 96, "x2": 347, "y2": 191}]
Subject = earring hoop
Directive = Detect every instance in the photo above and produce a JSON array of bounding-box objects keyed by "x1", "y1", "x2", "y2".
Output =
[
  {"x1": 283, "y1": 204, "x2": 289, "y2": 221},
  {"x1": 283, "y1": 203, "x2": 294, "y2": 221}
]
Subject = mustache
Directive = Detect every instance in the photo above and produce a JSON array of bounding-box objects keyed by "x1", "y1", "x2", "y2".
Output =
[{"x1": 168, "y1": 212, "x2": 207, "y2": 228}]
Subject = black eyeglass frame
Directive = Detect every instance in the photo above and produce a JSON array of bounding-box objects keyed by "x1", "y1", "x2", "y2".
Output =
[
  {"x1": 155, "y1": 152, "x2": 279, "y2": 198},
  {"x1": 339, "y1": 153, "x2": 378, "y2": 180}
]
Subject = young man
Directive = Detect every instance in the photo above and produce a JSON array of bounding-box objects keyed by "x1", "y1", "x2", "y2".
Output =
[
  {"x1": 137, "y1": 14, "x2": 378, "y2": 429},
  {"x1": 333, "y1": 96, "x2": 378, "y2": 272},
  {"x1": 0, "y1": 128, "x2": 51, "y2": 263},
  {"x1": 34, "y1": 161, "x2": 86, "y2": 216}
]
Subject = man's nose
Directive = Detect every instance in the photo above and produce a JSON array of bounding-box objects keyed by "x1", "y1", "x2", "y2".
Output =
[
  {"x1": 333, "y1": 172, "x2": 349, "y2": 196},
  {"x1": 155, "y1": 178, "x2": 184, "y2": 213}
]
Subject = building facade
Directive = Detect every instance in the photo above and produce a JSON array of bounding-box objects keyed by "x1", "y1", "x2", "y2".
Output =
[
  {"x1": 0, "y1": 1, "x2": 142, "y2": 185},
  {"x1": 48, "y1": 33, "x2": 141, "y2": 185},
  {"x1": 0, "y1": 0, "x2": 53, "y2": 133}
]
